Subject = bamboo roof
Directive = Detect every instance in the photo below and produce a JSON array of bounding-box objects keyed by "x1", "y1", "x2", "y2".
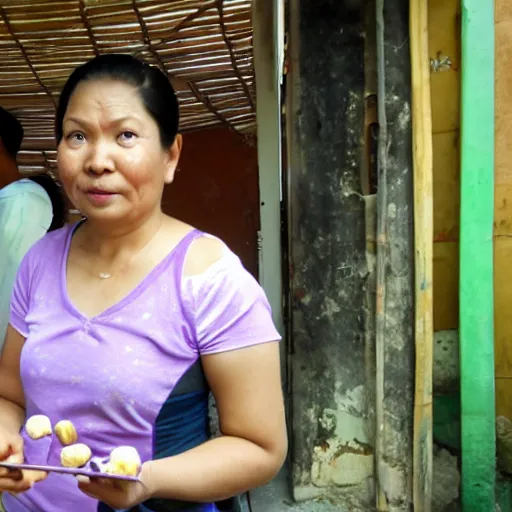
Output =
[{"x1": 0, "y1": 0, "x2": 256, "y2": 174}]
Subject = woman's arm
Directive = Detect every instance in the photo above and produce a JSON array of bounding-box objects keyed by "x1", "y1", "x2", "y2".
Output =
[
  {"x1": 0, "y1": 325, "x2": 26, "y2": 434},
  {"x1": 0, "y1": 325, "x2": 44, "y2": 494},
  {"x1": 143, "y1": 340, "x2": 287, "y2": 502}
]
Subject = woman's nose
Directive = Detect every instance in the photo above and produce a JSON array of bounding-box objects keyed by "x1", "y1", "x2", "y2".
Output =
[{"x1": 85, "y1": 143, "x2": 114, "y2": 175}]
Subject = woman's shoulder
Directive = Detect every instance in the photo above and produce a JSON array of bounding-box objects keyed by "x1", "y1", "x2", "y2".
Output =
[
  {"x1": 13, "y1": 223, "x2": 73, "y2": 294},
  {"x1": 24, "y1": 222, "x2": 73, "y2": 262},
  {"x1": 161, "y1": 216, "x2": 235, "y2": 278},
  {"x1": 183, "y1": 232, "x2": 233, "y2": 278},
  {"x1": 39, "y1": 221, "x2": 73, "y2": 245}
]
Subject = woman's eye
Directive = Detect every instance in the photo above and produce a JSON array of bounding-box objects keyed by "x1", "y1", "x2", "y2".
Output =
[
  {"x1": 67, "y1": 132, "x2": 85, "y2": 142},
  {"x1": 119, "y1": 131, "x2": 136, "y2": 142}
]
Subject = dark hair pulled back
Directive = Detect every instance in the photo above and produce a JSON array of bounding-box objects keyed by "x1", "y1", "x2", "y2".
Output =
[{"x1": 55, "y1": 54, "x2": 179, "y2": 148}]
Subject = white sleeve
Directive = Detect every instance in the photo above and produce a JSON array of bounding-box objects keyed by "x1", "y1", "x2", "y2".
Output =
[
  {"x1": 0, "y1": 180, "x2": 53, "y2": 258},
  {"x1": 0, "y1": 180, "x2": 52, "y2": 344}
]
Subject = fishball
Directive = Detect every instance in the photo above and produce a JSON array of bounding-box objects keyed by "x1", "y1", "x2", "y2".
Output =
[{"x1": 60, "y1": 443, "x2": 92, "y2": 468}]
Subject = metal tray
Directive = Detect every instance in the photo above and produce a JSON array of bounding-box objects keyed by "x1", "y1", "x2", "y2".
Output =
[{"x1": 0, "y1": 461, "x2": 140, "y2": 482}]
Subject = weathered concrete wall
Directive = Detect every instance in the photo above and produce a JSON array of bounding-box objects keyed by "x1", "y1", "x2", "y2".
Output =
[
  {"x1": 376, "y1": 0, "x2": 415, "y2": 508},
  {"x1": 287, "y1": 0, "x2": 372, "y2": 506}
]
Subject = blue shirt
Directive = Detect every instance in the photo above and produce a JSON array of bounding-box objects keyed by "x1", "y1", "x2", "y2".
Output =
[{"x1": 0, "y1": 178, "x2": 52, "y2": 346}]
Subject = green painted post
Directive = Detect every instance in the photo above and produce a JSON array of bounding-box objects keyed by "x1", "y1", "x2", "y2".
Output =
[{"x1": 459, "y1": 0, "x2": 496, "y2": 509}]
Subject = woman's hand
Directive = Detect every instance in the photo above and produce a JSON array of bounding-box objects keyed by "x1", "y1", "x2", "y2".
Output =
[
  {"x1": 0, "y1": 428, "x2": 47, "y2": 493},
  {"x1": 76, "y1": 462, "x2": 154, "y2": 509}
]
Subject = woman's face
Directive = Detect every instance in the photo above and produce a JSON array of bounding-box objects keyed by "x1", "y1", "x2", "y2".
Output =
[{"x1": 57, "y1": 78, "x2": 181, "y2": 225}]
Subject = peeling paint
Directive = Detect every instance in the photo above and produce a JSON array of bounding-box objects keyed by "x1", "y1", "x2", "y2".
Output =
[
  {"x1": 310, "y1": 386, "x2": 374, "y2": 488},
  {"x1": 312, "y1": 445, "x2": 374, "y2": 487},
  {"x1": 321, "y1": 297, "x2": 342, "y2": 317},
  {"x1": 319, "y1": 410, "x2": 337, "y2": 432},
  {"x1": 377, "y1": 460, "x2": 408, "y2": 503},
  {"x1": 397, "y1": 102, "x2": 411, "y2": 131}
]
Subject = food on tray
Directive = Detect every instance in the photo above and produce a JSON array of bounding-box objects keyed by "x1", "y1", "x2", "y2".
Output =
[
  {"x1": 23, "y1": 414, "x2": 140, "y2": 477},
  {"x1": 54, "y1": 420, "x2": 78, "y2": 445},
  {"x1": 104, "y1": 446, "x2": 141, "y2": 476},
  {"x1": 60, "y1": 443, "x2": 92, "y2": 468},
  {"x1": 25, "y1": 414, "x2": 52, "y2": 439}
]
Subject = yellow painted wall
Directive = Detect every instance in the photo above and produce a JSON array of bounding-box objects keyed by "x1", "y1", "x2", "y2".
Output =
[
  {"x1": 495, "y1": 0, "x2": 512, "y2": 417},
  {"x1": 428, "y1": 0, "x2": 460, "y2": 333},
  {"x1": 429, "y1": 0, "x2": 512, "y2": 419}
]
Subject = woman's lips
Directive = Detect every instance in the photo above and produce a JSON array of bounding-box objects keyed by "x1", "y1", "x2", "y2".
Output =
[{"x1": 86, "y1": 189, "x2": 117, "y2": 205}]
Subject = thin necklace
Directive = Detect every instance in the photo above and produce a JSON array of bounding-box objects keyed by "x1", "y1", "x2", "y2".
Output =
[{"x1": 96, "y1": 222, "x2": 162, "y2": 280}]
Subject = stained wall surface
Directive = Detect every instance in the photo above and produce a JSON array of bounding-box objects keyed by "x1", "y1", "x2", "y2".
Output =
[{"x1": 162, "y1": 127, "x2": 260, "y2": 278}]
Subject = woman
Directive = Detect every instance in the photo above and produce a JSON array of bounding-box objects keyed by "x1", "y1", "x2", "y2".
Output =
[{"x1": 0, "y1": 54, "x2": 287, "y2": 512}]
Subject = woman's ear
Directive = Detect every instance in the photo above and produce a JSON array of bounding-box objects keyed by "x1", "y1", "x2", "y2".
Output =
[{"x1": 164, "y1": 134, "x2": 183, "y2": 184}]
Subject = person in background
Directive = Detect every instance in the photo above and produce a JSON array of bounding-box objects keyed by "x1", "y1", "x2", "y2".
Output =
[
  {"x1": 0, "y1": 54, "x2": 286, "y2": 512},
  {"x1": 0, "y1": 107, "x2": 66, "y2": 345}
]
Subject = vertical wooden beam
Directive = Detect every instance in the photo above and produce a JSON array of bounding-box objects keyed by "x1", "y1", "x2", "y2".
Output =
[
  {"x1": 459, "y1": 0, "x2": 496, "y2": 509},
  {"x1": 410, "y1": 0, "x2": 434, "y2": 510},
  {"x1": 375, "y1": 0, "x2": 415, "y2": 509}
]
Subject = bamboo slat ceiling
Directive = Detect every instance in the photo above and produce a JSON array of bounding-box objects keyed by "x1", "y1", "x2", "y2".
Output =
[{"x1": 0, "y1": 0, "x2": 256, "y2": 174}]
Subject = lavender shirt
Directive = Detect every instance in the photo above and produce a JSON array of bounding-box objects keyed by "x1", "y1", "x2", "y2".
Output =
[{"x1": 3, "y1": 223, "x2": 280, "y2": 512}]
